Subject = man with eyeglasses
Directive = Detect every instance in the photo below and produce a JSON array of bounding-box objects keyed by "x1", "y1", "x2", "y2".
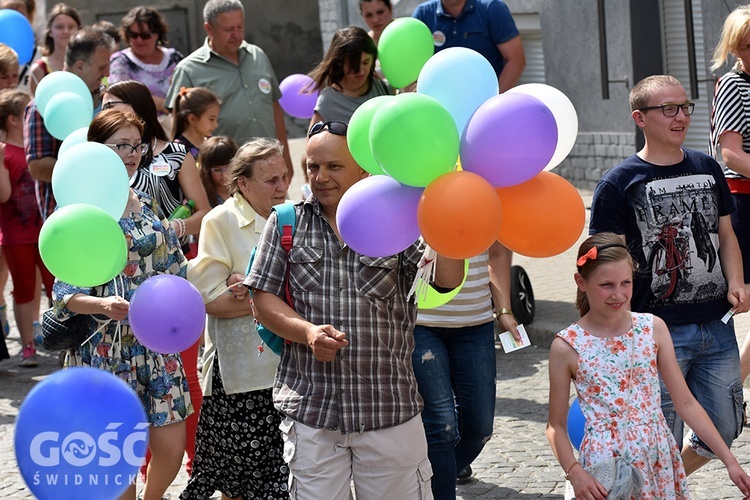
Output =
[
  {"x1": 245, "y1": 121, "x2": 464, "y2": 499},
  {"x1": 25, "y1": 28, "x2": 114, "y2": 221},
  {"x1": 590, "y1": 75, "x2": 749, "y2": 476},
  {"x1": 165, "y1": 0, "x2": 292, "y2": 178}
]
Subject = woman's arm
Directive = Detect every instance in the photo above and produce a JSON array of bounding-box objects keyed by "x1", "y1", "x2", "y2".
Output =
[
  {"x1": 719, "y1": 131, "x2": 750, "y2": 178},
  {"x1": 488, "y1": 241, "x2": 519, "y2": 340},
  {"x1": 174, "y1": 151, "x2": 210, "y2": 237},
  {"x1": 655, "y1": 316, "x2": 750, "y2": 495},
  {"x1": 65, "y1": 293, "x2": 129, "y2": 321}
]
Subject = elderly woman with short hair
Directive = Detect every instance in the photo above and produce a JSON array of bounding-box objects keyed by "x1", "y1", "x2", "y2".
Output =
[{"x1": 182, "y1": 137, "x2": 290, "y2": 500}]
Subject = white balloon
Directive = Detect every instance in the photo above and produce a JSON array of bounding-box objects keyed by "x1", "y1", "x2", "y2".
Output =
[{"x1": 507, "y1": 83, "x2": 578, "y2": 171}]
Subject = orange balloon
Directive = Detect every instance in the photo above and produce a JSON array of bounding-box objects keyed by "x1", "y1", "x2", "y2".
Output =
[
  {"x1": 495, "y1": 171, "x2": 585, "y2": 257},
  {"x1": 418, "y1": 171, "x2": 502, "y2": 258}
]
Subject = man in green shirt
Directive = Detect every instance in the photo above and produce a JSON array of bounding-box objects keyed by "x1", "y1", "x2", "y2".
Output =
[{"x1": 166, "y1": 0, "x2": 292, "y2": 177}]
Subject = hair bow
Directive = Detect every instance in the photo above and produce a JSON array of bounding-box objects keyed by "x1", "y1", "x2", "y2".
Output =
[
  {"x1": 179, "y1": 86, "x2": 190, "y2": 97},
  {"x1": 577, "y1": 247, "x2": 598, "y2": 267}
]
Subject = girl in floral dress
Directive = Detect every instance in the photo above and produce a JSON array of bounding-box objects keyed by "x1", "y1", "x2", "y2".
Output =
[
  {"x1": 53, "y1": 109, "x2": 192, "y2": 500},
  {"x1": 546, "y1": 232, "x2": 750, "y2": 500}
]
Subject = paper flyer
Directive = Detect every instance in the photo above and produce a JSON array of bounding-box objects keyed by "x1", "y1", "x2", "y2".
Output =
[{"x1": 498, "y1": 324, "x2": 531, "y2": 353}]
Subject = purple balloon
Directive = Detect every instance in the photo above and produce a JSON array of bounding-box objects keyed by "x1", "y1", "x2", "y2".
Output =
[
  {"x1": 337, "y1": 176, "x2": 423, "y2": 257},
  {"x1": 278, "y1": 74, "x2": 318, "y2": 119},
  {"x1": 129, "y1": 274, "x2": 205, "y2": 354},
  {"x1": 461, "y1": 93, "x2": 558, "y2": 187}
]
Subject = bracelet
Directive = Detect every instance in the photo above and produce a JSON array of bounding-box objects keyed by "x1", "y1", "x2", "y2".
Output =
[
  {"x1": 564, "y1": 460, "x2": 581, "y2": 480},
  {"x1": 173, "y1": 218, "x2": 186, "y2": 238},
  {"x1": 496, "y1": 307, "x2": 513, "y2": 321}
]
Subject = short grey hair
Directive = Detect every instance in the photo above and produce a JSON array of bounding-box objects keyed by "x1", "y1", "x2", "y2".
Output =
[
  {"x1": 227, "y1": 137, "x2": 285, "y2": 195},
  {"x1": 203, "y1": 0, "x2": 244, "y2": 24}
]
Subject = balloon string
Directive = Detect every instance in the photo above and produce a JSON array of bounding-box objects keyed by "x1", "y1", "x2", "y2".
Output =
[{"x1": 408, "y1": 243, "x2": 437, "y2": 304}]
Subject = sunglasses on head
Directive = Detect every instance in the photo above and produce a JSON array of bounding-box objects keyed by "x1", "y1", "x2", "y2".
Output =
[
  {"x1": 127, "y1": 30, "x2": 153, "y2": 40},
  {"x1": 308, "y1": 121, "x2": 348, "y2": 138}
]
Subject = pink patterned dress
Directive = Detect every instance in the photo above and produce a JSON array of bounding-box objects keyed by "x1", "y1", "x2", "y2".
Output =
[{"x1": 557, "y1": 312, "x2": 689, "y2": 499}]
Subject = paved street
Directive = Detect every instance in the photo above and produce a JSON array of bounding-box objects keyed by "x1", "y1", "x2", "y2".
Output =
[{"x1": 2, "y1": 149, "x2": 750, "y2": 498}]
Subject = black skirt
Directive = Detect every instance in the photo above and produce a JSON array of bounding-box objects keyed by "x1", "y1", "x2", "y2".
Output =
[{"x1": 180, "y1": 361, "x2": 289, "y2": 499}]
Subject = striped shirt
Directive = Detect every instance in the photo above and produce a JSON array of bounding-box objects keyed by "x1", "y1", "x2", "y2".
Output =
[
  {"x1": 246, "y1": 198, "x2": 424, "y2": 433},
  {"x1": 130, "y1": 141, "x2": 189, "y2": 220},
  {"x1": 417, "y1": 253, "x2": 493, "y2": 327},
  {"x1": 709, "y1": 70, "x2": 750, "y2": 179}
]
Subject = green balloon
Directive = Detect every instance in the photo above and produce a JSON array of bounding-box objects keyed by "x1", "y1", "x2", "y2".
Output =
[
  {"x1": 39, "y1": 204, "x2": 128, "y2": 288},
  {"x1": 378, "y1": 18, "x2": 434, "y2": 88},
  {"x1": 418, "y1": 259, "x2": 470, "y2": 309},
  {"x1": 370, "y1": 93, "x2": 459, "y2": 187},
  {"x1": 347, "y1": 95, "x2": 393, "y2": 175}
]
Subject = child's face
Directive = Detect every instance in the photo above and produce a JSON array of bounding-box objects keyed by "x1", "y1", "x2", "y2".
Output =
[
  {"x1": 190, "y1": 104, "x2": 220, "y2": 138},
  {"x1": 0, "y1": 69, "x2": 19, "y2": 90},
  {"x1": 209, "y1": 163, "x2": 229, "y2": 188},
  {"x1": 575, "y1": 260, "x2": 633, "y2": 316}
]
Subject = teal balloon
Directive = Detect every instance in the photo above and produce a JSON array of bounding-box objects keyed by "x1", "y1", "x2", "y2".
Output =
[
  {"x1": 52, "y1": 142, "x2": 130, "y2": 220},
  {"x1": 369, "y1": 92, "x2": 459, "y2": 187},
  {"x1": 58, "y1": 127, "x2": 89, "y2": 156},
  {"x1": 39, "y1": 204, "x2": 127, "y2": 288},
  {"x1": 43, "y1": 91, "x2": 94, "y2": 140},
  {"x1": 378, "y1": 18, "x2": 434, "y2": 88},
  {"x1": 0, "y1": 9, "x2": 34, "y2": 64},
  {"x1": 35, "y1": 72, "x2": 92, "y2": 116},
  {"x1": 418, "y1": 47, "x2": 499, "y2": 136},
  {"x1": 347, "y1": 95, "x2": 393, "y2": 175}
]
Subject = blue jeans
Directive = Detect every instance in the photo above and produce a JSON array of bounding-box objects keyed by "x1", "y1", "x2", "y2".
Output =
[
  {"x1": 412, "y1": 322, "x2": 496, "y2": 500},
  {"x1": 659, "y1": 319, "x2": 744, "y2": 458}
]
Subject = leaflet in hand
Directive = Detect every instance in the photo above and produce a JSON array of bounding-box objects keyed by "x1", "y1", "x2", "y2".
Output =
[{"x1": 498, "y1": 324, "x2": 530, "y2": 353}]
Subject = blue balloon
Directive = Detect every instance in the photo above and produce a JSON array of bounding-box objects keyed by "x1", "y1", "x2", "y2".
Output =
[
  {"x1": 52, "y1": 142, "x2": 130, "y2": 220},
  {"x1": 35, "y1": 72, "x2": 93, "y2": 117},
  {"x1": 0, "y1": 9, "x2": 34, "y2": 65},
  {"x1": 567, "y1": 399, "x2": 586, "y2": 451},
  {"x1": 43, "y1": 91, "x2": 94, "y2": 141},
  {"x1": 14, "y1": 367, "x2": 149, "y2": 500},
  {"x1": 417, "y1": 47, "x2": 499, "y2": 137}
]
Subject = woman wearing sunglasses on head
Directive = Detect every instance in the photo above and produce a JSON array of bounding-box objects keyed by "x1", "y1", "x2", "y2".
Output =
[{"x1": 109, "y1": 6, "x2": 184, "y2": 130}]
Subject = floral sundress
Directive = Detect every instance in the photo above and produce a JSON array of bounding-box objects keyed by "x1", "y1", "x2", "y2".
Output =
[
  {"x1": 557, "y1": 312, "x2": 689, "y2": 499},
  {"x1": 53, "y1": 191, "x2": 193, "y2": 427}
]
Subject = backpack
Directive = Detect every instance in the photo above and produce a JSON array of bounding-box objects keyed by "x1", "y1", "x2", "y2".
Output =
[{"x1": 246, "y1": 202, "x2": 296, "y2": 355}]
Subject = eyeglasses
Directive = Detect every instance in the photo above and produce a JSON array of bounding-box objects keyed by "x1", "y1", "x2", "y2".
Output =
[
  {"x1": 127, "y1": 30, "x2": 153, "y2": 40},
  {"x1": 102, "y1": 100, "x2": 129, "y2": 110},
  {"x1": 308, "y1": 121, "x2": 348, "y2": 138},
  {"x1": 105, "y1": 143, "x2": 148, "y2": 156},
  {"x1": 638, "y1": 102, "x2": 695, "y2": 117}
]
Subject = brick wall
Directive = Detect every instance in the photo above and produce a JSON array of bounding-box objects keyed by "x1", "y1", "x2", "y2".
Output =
[{"x1": 555, "y1": 132, "x2": 636, "y2": 191}]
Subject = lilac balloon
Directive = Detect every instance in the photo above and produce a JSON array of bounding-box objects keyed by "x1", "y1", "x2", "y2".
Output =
[
  {"x1": 129, "y1": 274, "x2": 206, "y2": 354},
  {"x1": 337, "y1": 176, "x2": 423, "y2": 257},
  {"x1": 461, "y1": 93, "x2": 558, "y2": 187},
  {"x1": 278, "y1": 73, "x2": 318, "y2": 119}
]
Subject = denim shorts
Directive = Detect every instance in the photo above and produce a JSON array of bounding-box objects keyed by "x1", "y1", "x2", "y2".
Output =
[{"x1": 659, "y1": 319, "x2": 744, "y2": 458}]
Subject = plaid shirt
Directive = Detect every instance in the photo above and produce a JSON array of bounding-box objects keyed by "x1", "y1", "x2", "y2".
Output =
[
  {"x1": 23, "y1": 99, "x2": 61, "y2": 220},
  {"x1": 246, "y1": 199, "x2": 424, "y2": 433}
]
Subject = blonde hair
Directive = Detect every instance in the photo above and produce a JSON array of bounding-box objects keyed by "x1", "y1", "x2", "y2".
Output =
[
  {"x1": 713, "y1": 6, "x2": 750, "y2": 72},
  {"x1": 0, "y1": 44, "x2": 19, "y2": 77}
]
